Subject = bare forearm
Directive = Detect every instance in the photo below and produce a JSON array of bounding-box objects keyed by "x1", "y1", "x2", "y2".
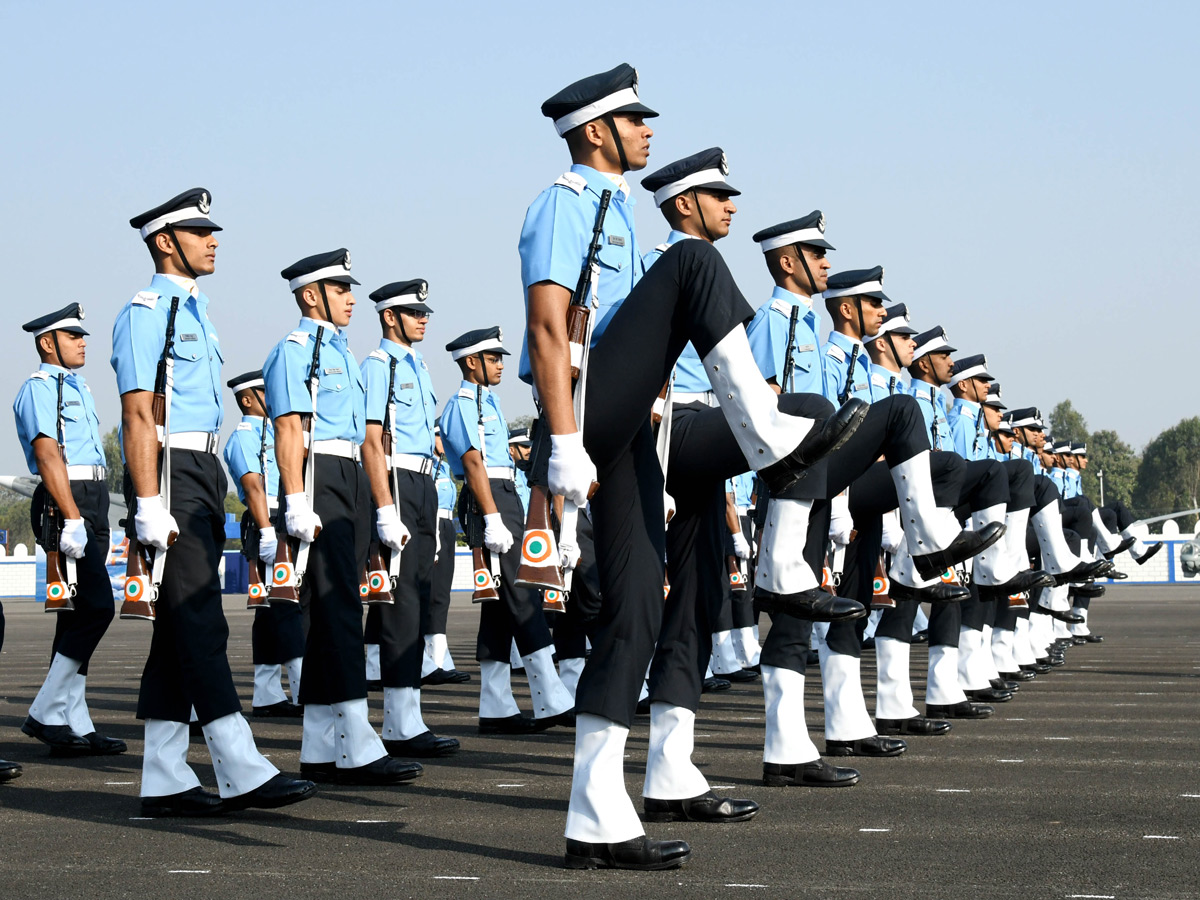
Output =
[
  {"x1": 239, "y1": 474, "x2": 271, "y2": 529},
  {"x1": 527, "y1": 282, "x2": 577, "y2": 435},
  {"x1": 725, "y1": 493, "x2": 740, "y2": 533},
  {"x1": 274, "y1": 414, "x2": 305, "y2": 496},
  {"x1": 362, "y1": 426, "x2": 394, "y2": 509},
  {"x1": 32, "y1": 438, "x2": 79, "y2": 518},
  {"x1": 121, "y1": 391, "x2": 161, "y2": 499},
  {"x1": 461, "y1": 450, "x2": 498, "y2": 515}
]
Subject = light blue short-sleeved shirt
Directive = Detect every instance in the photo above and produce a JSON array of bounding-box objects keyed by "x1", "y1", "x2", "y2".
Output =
[
  {"x1": 821, "y1": 331, "x2": 872, "y2": 405},
  {"x1": 514, "y1": 466, "x2": 531, "y2": 513},
  {"x1": 732, "y1": 471, "x2": 755, "y2": 509},
  {"x1": 868, "y1": 363, "x2": 906, "y2": 402},
  {"x1": 439, "y1": 381, "x2": 512, "y2": 477},
  {"x1": 263, "y1": 317, "x2": 365, "y2": 444},
  {"x1": 948, "y1": 397, "x2": 988, "y2": 461},
  {"x1": 223, "y1": 415, "x2": 278, "y2": 503},
  {"x1": 434, "y1": 458, "x2": 457, "y2": 510},
  {"x1": 746, "y1": 287, "x2": 823, "y2": 395},
  {"x1": 110, "y1": 273, "x2": 224, "y2": 434},
  {"x1": 13, "y1": 363, "x2": 106, "y2": 474},
  {"x1": 517, "y1": 165, "x2": 644, "y2": 383},
  {"x1": 361, "y1": 339, "x2": 437, "y2": 457},
  {"x1": 910, "y1": 381, "x2": 952, "y2": 452}
]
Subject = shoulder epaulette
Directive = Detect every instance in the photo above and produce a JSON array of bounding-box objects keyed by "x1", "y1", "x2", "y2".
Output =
[
  {"x1": 871, "y1": 372, "x2": 888, "y2": 387},
  {"x1": 552, "y1": 171, "x2": 588, "y2": 195},
  {"x1": 825, "y1": 344, "x2": 846, "y2": 363},
  {"x1": 770, "y1": 299, "x2": 792, "y2": 316},
  {"x1": 236, "y1": 422, "x2": 252, "y2": 431},
  {"x1": 28, "y1": 370, "x2": 49, "y2": 381},
  {"x1": 457, "y1": 387, "x2": 474, "y2": 399},
  {"x1": 654, "y1": 243, "x2": 670, "y2": 253},
  {"x1": 286, "y1": 330, "x2": 310, "y2": 345},
  {"x1": 368, "y1": 349, "x2": 388, "y2": 361},
  {"x1": 132, "y1": 290, "x2": 159, "y2": 309}
]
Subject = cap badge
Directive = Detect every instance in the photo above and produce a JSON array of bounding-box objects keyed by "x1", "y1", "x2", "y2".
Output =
[
  {"x1": 418, "y1": 281, "x2": 429, "y2": 300},
  {"x1": 817, "y1": 213, "x2": 826, "y2": 233},
  {"x1": 719, "y1": 152, "x2": 730, "y2": 176},
  {"x1": 343, "y1": 250, "x2": 352, "y2": 270},
  {"x1": 198, "y1": 192, "x2": 210, "y2": 214}
]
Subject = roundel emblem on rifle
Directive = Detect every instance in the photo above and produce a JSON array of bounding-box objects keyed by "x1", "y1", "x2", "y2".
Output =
[
  {"x1": 48, "y1": 582, "x2": 64, "y2": 600},
  {"x1": 545, "y1": 589, "x2": 561, "y2": 602},
  {"x1": 274, "y1": 564, "x2": 290, "y2": 584},
  {"x1": 474, "y1": 570, "x2": 491, "y2": 588},
  {"x1": 126, "y1": 579, "x2": 141, "y2": 598},
  {"x1": 873, "y1": 577, "x2": 886, "y2": 594},
  {"x1": 369, "y1": 572, "x2": 385, "y2": 591},
  {"x1": 940, "y1": 568, "x2": 956, "y2": 584},
  {"x1": 523, "y1": 530, "x2": 553, "y2": 564}
]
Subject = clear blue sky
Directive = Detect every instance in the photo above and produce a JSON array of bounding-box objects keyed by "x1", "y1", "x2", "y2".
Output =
[{"x1": 1, "y1": 1, "x2": 1196, "y2": 476}]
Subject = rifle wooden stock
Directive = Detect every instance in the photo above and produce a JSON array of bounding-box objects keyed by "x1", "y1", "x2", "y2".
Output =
[
  {"x1": 42, "y1": 498, "x2": 74, "y2": 612},
  {"x1": 268, "y1": 536, "x2": 303, "y2": 603},
  {"x1": 471, "y1": 546, "x2": 500, "y2": 602},
  {"x1": 247, "y1": 555, "x2": 269, "y2": 609},
  {"x1": 1008, "y1": 591, "x2": 1029, "y2": 609},
  {"x1": 650, "y1": 380, "x2": 671, "y2": 426},
  {"x1": 121, "y1": 540, "x2": 156, "y2": 620},
  {"x1": 727, "y1": 556, "x2": 748, "y2": 593},
  {"x1": 542, "y1": 587, "x2": 567, "y2": 613},
  {"x1": 870, "y1": 556, "x2": 895, "y2": 610},
  {"x1": 663, "y1": 573, "x2": 671, "y2": 600},
  {"x1": 566, "y1": 304, "x2": 590, "y2": 381},
  {"x1": 516, "y1": 484, "x2": 564, "y2": 591},
  {"x1": 362, "y1": 541, "x2": 396, "y2": 604}
]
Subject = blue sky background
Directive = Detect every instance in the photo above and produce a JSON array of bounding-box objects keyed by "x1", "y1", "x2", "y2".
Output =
[{"x1": 1, "y1": 1, "x2": 1196, "y2": 475}]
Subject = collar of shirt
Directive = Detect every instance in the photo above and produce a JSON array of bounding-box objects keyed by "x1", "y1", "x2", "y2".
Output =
[
  {"x1": 952, "y1": 397, "x2": 981, "y2": 417},
  {"x1": 379, "y1": 338, "x2": 418, "y2": 363},
  {"x1": 38, "y1": 362, "x2": 71, "y2": 378},
  {"x1": 570, "y1": 164, "x2": 636, "y2": 206},
  {"x1": 297, "y1": 316, "x2": 344, "y2": 347},
  {"x1": 459, "y1": 378, "x2": 489, "y2": 397},
  {"x1": 772, "y1": 284, "x2": 814, "y2": 311},
  {"x1": 160, "y1": 272, "x2": 200, "y2": 298},
  {"x1": 665, "y1": 229, "x2": 699, "y2": 246},
  {"x1": 151, "y1": 272, "x2": 205, "y2": 305},
  {"x1": 828, "y1": 330, "x2": 865, "y2": 361}
]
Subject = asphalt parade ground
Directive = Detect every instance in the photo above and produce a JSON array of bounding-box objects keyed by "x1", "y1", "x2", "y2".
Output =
[{"x1": 1, "y1": 586, "x2": 1198, "y2": 900}]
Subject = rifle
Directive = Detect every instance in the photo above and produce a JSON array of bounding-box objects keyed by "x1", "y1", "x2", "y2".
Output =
[
  {"x1": 838, "y1": 341, "x2": 860, "y2": 406},
  {"x1": 972, "y1": 404, "x2": 986, "y2": 458},
  {"x1": 781, "y1": 304, "x2": 800, "y2": 393},
  {"x1": 121, "y1": 296, "x2": 181, "y2": 620},
  {"x1": 461, "y1": 383, "x2": 499, "y2": 603},
  {"x1": 870, "y1": 556, "x2": 895, "y2": 609},
  {"x1": 363, "y1": 356, "x2": 401, "y2": 605},
  {"x1": 246, "y1": 418, "x2": 271, "y2": 609},
  {"x1": 727, "y1": 555, "x2": 747, "y2": 593},
  {"x1": 269, "y1": 326, "x2": 324, "y2": 602},
  {"x1": 44, "y1": 373, "x2": 77, "y2": 612}
]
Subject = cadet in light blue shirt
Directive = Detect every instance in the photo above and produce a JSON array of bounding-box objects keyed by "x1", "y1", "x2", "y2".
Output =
[
  {"x1": 508, "y1": 427, "x2": 533, "y2": 514},
  {"x1": 14, "y1": 362, "x2": 105, "y2": 474},
  {"x1": 820, "y1": 266, "x2": 890, "y2": 406},
  {"x1": 264, "y1": 316, "x2": 365, "y2": 446},
  {"x1": 907, "y1": 327, "x2": 957, "y2": 452},
  {"x1": 1008, "y1": 407, "x2": 1046, "y2": 475},
  {"x1": 864, "y1": 302, "x2": 919, "y2": 402},
  {"x1": 946, "y1": 355, "x2": 995, "y2": 462},
  {"x1": 746, "y1": 212, "x2": 834, "y2": 395}
]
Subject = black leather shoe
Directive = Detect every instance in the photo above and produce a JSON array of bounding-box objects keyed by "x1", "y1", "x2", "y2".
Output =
[
  {"x1": 912, "y1": 522, "x2": 1006, "y2": 581},
  {"x1": 22, "y1": 716, "x2": 90, "y2": 755},
  {"x1": 1038, "y1": 655, "x2": 1066, "y2": 668},
  {"x1": 1085, "y1": 633, "x2": 1105, "y2": 643},
  {"x1": 1040, "y1": 606, "x2": 1085, "y2": 624},
  {"x1": 913, "y1": 629, "x2": 929, "y2": 644},
  {"x1": 722, "y1": 668, "x2": 760, "y2": 683},
  {"x1": 0, "y1": 759, "x2": 23, "y2": 782},
  {"x1": 384, "y1": 731, "x2": 460, "y2": 758},
  {"x1": 1020, "y1": 662, "x2": 1052, "y2": 674},
  {"x1": 877, "y1": 715, "x2": 951, "y2": 736},
  {"x1": 478, "y1": 714, "x2": 552, "y2": 735},
  {"x1": 702, "y1": 677, "x2": 732, "y2": 693},
  {"x1": 1071, "y1": 636, "x2": 1088, "y2": 645},
  {"x1": 565, "y1": 835, "x2": 691, "y2": 871},
  {"x1": 1108, "y1": 569, "x2": 1129, "y2": 580},
  {"x1": 223, "y1": 774, "x2": 317, "y2": 811},
  {"x1": 825, "y1": 735, "x2": 906, "y2": 757},
  {"x1": 1094, "y1": 559, "x2": 1118, "y2": 578},
  {"x1": 299, "y1": 762, "x2": 338, "y2": 782},
  {"x1": 927, "y1": 701, "x2": 994, "y2": 719},
  {"x1": 543, "y1": 709, "x2": 576, "y2": 728},
  {"x1": 983, "y1": 569, "x2": 1055, "y2": 599},
  {"x1": 1001, "y1": 669, "x2": 1036, "y2": 682},
  {"x1": 643, "y1": 790, "x2": 759, "y2": 823},
  {"x1": 990, "y1": 678, "x2": 1019, "y2": 692},
  {"x1": 890, "y1": 582, "x2": 970, "y2": 604},
  {"x1": 252, "y1": 700, "x2": 304, "y2": 718},
  {"x1": 82, "y1": 732, "x2": 127, "y2": 755},
  {"x1": 338, "y1": 756, "x2": 423, "y2": 785},
  {"x1": 141, "y1": 786, "x2": 225, "y2": 817},
  {"x1": 1070, "y1": 581, "x2": 1106, "y2": 598},
  {"x1": 759, "y1": 399, "x2": 869, "y2": 495},
  {"x1": 966, "y1": 687, "x2": 1012, "y2": 703},
  {"x1": 754, "y1": 587, "x2": 866, "y2": 622},
  {"x1": 1134, "y1": 542, "x2": 1163, "y2": 565},
  {"x1": 763, "y1": 759, "x2": 860, "y2": 787},
  {"x1": 1103, "y1": 535, "x2": 1137, "y2": 559},
  {"x1": 421, "y1": 668, "x2": 472, "y2": 686},
  {"x1": 1053, "y1": 559, "x2": 1107, "y2": 586}
]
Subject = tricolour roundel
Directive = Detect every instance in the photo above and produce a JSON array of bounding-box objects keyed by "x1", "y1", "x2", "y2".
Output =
[
  {"x1": 730, "y1": 571, "x2": 744, "y2": 585},
  {"x1": 125, "y1": 578, "x2": 143, "y2": 599},
  {"x1": 940, "y1": 568, "x2": 956, "y2": 584},
  {"x1": 522, "y1": 530, "x2": 553, "y2": 564},
  {"x1": 474, "y1": 569, "x2": 491, "y2": 588},
  {"x1": 48, "y1": 582, "x2": 65, "y2": 600},
  {"x1": 359, "y1": 582, "x2": 369, "y2": 597},
  {"x1": 369, "y1": 572, "x2": 385, "y2": 591},
  {"x1": 873, "y1": 576, "x2": 889, "y2": 594},
  {"x1": 249, "y1": 583, "x2": 266, "y2": 599},
  {"x1": 545, "y1": 589, "x2": 561, "y2": 602},
  {"x1": 274, "y1": 564, "x2": 292, "y2": 585}
]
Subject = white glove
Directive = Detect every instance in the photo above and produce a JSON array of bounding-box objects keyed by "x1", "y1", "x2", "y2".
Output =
[
  {"x1": 483, "y1": 513, "x2": 513, "y2": 555},
  {"x1": 663, "y1": 490, "x2": 677, "y2": 525},
  {"x1": 257, "y1": 526, "x2": 278, "y2": 564},
  {"x1": 880, "y1": 509, "x2": 904, "y2": 555},
  {"x1": 559, "y1": 538, "x2": 581, "y2": 571},
  {"x1": 59, "y1": 518, "x2": 88, "y2": 559},
  {"x1": 284, "y1": 493, "x2": 322, "y2": 543},
  {"x1": 548, "y1": 432, "x2": 597, "y2": 508},
  {"x1": 376, "y1": 505, "x2": 410, "y2": 552},
  {"x1": 732, "y1": 530, "x2": 751, "y2": 560},
  {"x1": 134, "y1": 496, "x2": 179, "y2": 551},
  {"x1": 829, "y1": 491, "x2": 853, "y2": 548}
]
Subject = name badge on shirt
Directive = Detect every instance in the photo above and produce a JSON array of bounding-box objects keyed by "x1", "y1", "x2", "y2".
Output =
[
  {"x1": 399, "y1": 382, "x2": 414, "y2": 390},
  {"x1": 65, "y1": 400, "x2": 81, "y2": 406},
  {"x1": 323, "y1": 367, "x2": 344, "y2": 375},
  {"x1": 794, "y1": 344, "x2": 815, "y2": 353},
  {"x1": 179, "y1": 333, "x2": 199, "y2": 342},
  {"x1": 482, "y1": 415, "x2": 498, "y2": 422},
  {"x1": 607, "y1": 235, "x2": 626, "y2": 247}
]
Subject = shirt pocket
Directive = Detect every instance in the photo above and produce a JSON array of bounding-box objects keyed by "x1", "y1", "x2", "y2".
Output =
[{"x1": 597, "y1": 238, "x2": 630, "y2": 273}]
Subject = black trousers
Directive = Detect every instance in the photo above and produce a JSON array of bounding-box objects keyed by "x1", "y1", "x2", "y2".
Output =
[
  {"x1": 371, "y1": 470, "x2": 436, "y2": 689},
  {"x1": 475, "y1": 479, "x2": 554, "y2": 662},
  {"x1": 242, "y1": 511, "x2": 305, "y2": 666},
  {"x1": 296, "y1": 456, "x2": 371, "y2": 706},
  {"x1": 126, "y1": 451, "x2": 240, "y2": 724},
  {"x1": 1104, "y1": 499, "x2": 1136, "y2": 531},
  {"x1": 38, "y1": 480, "x2": 115, "y2": 670},
  {"x1": 551, "y1": 511, "x2": 599, "y2": 661},
  {"x1": 425, "y1": 515, "x2": 457, "y2": 636},
  {"x1": 1063, "y1": 495, "x2": 1098, "y2": 551},
  {"x1": 576, "y1": 239, "x2": 755, "y2": 728},
  {"x1": 649, "y1": 393, "x2": 833, "y2": 713}
]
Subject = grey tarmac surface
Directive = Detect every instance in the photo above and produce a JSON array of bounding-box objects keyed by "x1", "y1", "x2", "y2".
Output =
[{"x1": 1, "y1": 586, "x2": 1198, "y2": 900}]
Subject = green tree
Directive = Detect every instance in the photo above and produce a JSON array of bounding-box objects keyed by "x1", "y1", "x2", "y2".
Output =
[
  {"x1": 0, "y1": 487, "x2": 35, "y2": 552},
  {"x1": 1083, "y1": 429, "x2": 1138, "y2": 508},
  {"x1": 1133, "y1": 417, "x2": 1200, "y2": 529},
  {"x1": 1048, "y1": 400, "x2": 1088, "y2": 442},
  {"x1": 103, "y1": 426, "x2": 124, "y2": 494},
  {"x1": 509, "y1": 413, "x2": 537, "y2": 433}
]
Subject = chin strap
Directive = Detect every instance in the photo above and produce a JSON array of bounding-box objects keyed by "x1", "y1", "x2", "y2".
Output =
[
  {"x1": 883, "y1": 332, "x2": 901, "y2": 371},
  {"x1": 691, "y1": 189, "x2": 714, "y2": 242},
  {"x1": 50, "y1": 331, "x2": 65, "y2": 368},
  {"x1": 316, "y1": 281, "x2": 334, "y2": 324},
  {"x1": 602, "y1": 113, "x2": 630, "y2": 174},
  {"x1": 792, "y1": 243, "x2": 819, "y2": 296},
  {"x1": 476, "y1": 352, "x2": 490, "y2": 388},
  {"x1": 165, "y1": 224, "x2": 199, "y2": 280}
]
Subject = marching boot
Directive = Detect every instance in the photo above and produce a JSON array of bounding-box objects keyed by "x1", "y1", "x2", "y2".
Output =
[
  {"x1": 141, "y1": 719, "x2": 203, "y2": 813},
  {"x1": 201, "y1": 712, "x2": 309, "y2": 809},
  {"x1": 383, "y1": 686, "x2": 459, "y2": 757},
  {"x1": 701, "y1": 328, "x2": 867, "y2": 494},
  {"x1": 761, "y1": 665, "x2": 822, "y2": 774},
  {"x1": 874, "y1": 636, "x2": 922, "y2": 723},
  {"x1": 299, "y1": 704, "x2": 337, "y2": 780},
  {"x1": 26, "y1": 653, "x2": 88, "y2": 753},
  {"x1": 642, "y1": 704, "x2": 712, "y2": 804},
  {"x1": 1031, "y1": 503, "x2": 1087, "y2": 577},
  {"x1": 478, "y1": 660, "x2": 546, "y2": 733},
  {"x1": 817, "y1": 647, "x2": 878, "y2": 746},
  {"x1": 68, "y1": 674, "x2": 126, "y2": 754},
  {"x1": 926, "y1": 644, "x2": 969, "y2": 709}
]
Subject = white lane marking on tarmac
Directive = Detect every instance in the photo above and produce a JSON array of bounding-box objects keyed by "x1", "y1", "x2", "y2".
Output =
[
  {"x1": 936, "y1": 789, "x2": 970, "y2": 793},
  {"x1": 169, "y1": 870, "x2": 211, "y2": 874},
  {"x1": 356, "y1": 820, "x2": 389, "y2": 823},
  {"x1": 433, "y1": 876, "x2": 480, "y2": 880},
  {"x1": 1045, "y1": 737, "x2": 1072, "y2": 740},
  {"x1": 1135, "y1": 692, "x2": 1160, "y2": 696},
  {"x1": 709, "y1": 784, "x2": 734, "y2": 789},
  {"x1": 998, "y1": 759, "x2": 1024, "y2": 763},
  {"x1": 1181, "y1": 794, "x2": 1200, "y2": 798},
  {"x1": 740, "y1": 717, "x2": 762, "y2": 721},
  {"x1": 1008, "y1": 718, "x2": 1026, "y2": 721},
  {"x1": 859, "y1": 828, "x2": 890, "y2": 832},
  {"x1": 497, "y1": 784, "x2": 525, "y2": 788},
  {"x1": 128, "y1": 817, "x2": 153, "y2": 821},
  {"x1": 1144, "y1": 835, "x2": 1180, "y2": 840},
  {"x1": 106, "y1": 781, "x2": 135, "y2": 785},
  {"x1": 725, "y1": 884, "x2": 767, "y2": 888},
  {"x1": 1066, "y1": 895, "x2": 1116, "y2": 898}
]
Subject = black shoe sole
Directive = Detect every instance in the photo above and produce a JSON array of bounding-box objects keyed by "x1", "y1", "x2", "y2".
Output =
[
  {"x1": 564, "y1": 852, "x2": 690, "y2": 871},
  {"x1": 642, "y1": 809, "x2": 759, "y2": 824}
]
